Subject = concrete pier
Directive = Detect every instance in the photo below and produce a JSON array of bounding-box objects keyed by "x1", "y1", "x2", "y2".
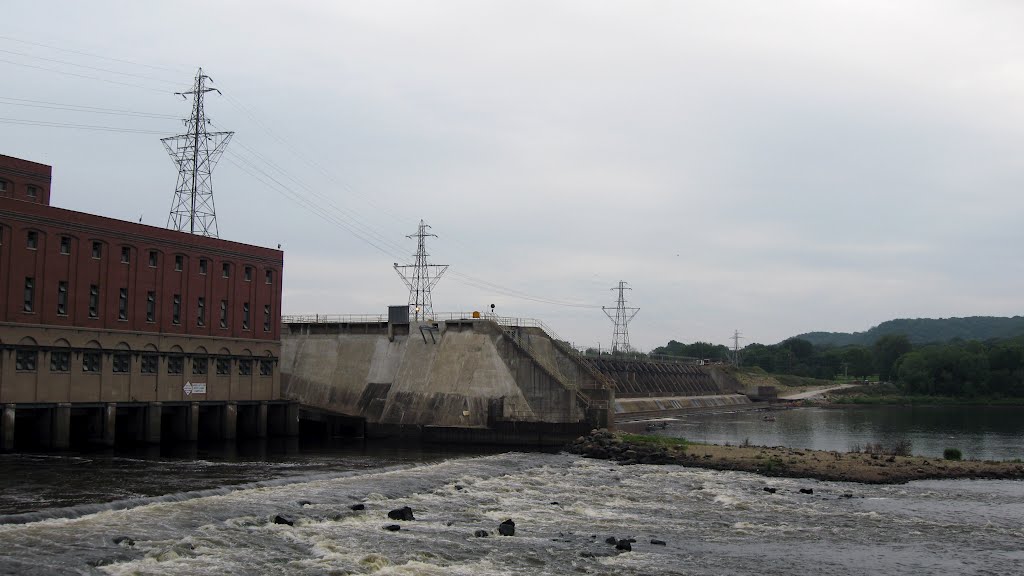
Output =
[
  {"x1": 222, "y1": 402, "x2": 237, "y2": 440},
  {"x1": 103, "y1": 403, "x2": 117, "y2": 447},
  {"x1": 52, "y1": 404, "x2": 71, "y2": 450},
  {"x1": 257, "y1": 401, "x2": 268, "y2": 438},
  {"x1": 2, "y1": 404, "x2": 14, "y2": 451},
  {"x1": 145, "y1": 402, "x2": 162, "y2": 444}
]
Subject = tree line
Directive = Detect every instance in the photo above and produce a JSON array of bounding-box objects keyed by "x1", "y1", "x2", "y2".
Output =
[{"x1": 651, "y1": 334, "x2": 1024, "y2": 398}]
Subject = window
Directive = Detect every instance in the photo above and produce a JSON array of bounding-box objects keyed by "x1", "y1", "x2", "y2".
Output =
[
  {"x1": 264, "y1": 304, "x2": 271, "y2": 332},
  {"x1": 27, "y1": 185, "x2": 38, "y2": 199},
  {"x1": 112, "y1": 353, "x2": 130, "y2": 374},
  {"x1": 222, "y1": 262, "x2": 230, "y2": 278},
  {"x1": 199, "y1": 258, "x2": 208, "y2": 275},
  {"x1": 82, "y1": 351, "x2": 101, "y2": 373},
  {"x1": 167, "y1": 356, "x2": 184, "y2": 375},
  {"x1": 50, "y1": 350, "x2": 70, "y2": 372},
  {"x1": 27, "y1": 231, "x2": 37, "y2": 249},
  {"x1": 0, "y1": 180, "x2": 7, "y2": 192},
  {"x1": 89, "y1": 285, "x2": 99, "y2": 318},
  {"x1": 238, "y1": 359, "x2": 252, "y2": 376},
  {"x1": 172, "y1": 295, "x2": 181, "y2": 325},
  {"x1": 148, "y1": 250, "x2": 157, "y2": 267},
  {"x1": 92, "y1": 241, "x2": 102, "y2": 259},
  {"x1": 16, "y1": 350, "x2": 37, "y2": 371},
  {"x1": 141, "y1": 354, "x2": 158, "y2": 374},
  {"x1": 23, "y1": 277, "x2": 34, "y2": 312},
  {"x1": 146, "y1": 291, "x2": 156, "y2": 322},
  {"x1": 216, "y1": 358, "x2": 231, "y2": 375},
  {"x1": 118, "y1": 288, "x2": 128, "y2": 320},
  {"x1": 60, "y1": 236, "x2": 70, "y2": 255},
  {"x1": 193, "y1": 357, "x2": 208, "y2": 375},
  {"x1": 57, "y1": 281, "x2": 68, "y2": 315},
  {"x1": 244, "y1": 266, "x2": 252, "y2": 282},
  {"x1": 259, "y1": 359, "x2": 273, "y2": 376},
  {"x1": 121, "y1": 246, "x2": 130, "y2": 263},
  {"x1": 242, "y1": 302, "x2": 250, "y2": 330},
  {"x1": 174, "y1": 254, "x2": 183, "y2": 271},
  {"x1": 197, "y1": 297, "x2": 205, "y2": 326},
  {"x1": 220, "y1": 300, "x2": 228, "y2": 328},
  {"x1": 265, "y1": 269, "x2": 274, "y2": 284}
]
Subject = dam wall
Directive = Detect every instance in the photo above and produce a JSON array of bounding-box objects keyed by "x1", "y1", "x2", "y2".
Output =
[{"x1": 280, "y1": 319, "x2": 608, "y2": 438}]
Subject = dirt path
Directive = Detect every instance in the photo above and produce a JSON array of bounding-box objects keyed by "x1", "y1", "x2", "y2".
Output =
[{"x1": 780, "y1": 383, "x2": 857, "y2": 400}]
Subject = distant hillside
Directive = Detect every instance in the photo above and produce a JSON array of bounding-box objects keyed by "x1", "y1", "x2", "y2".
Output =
[{"x1": 795, "y1": 316, "x2": 1024, "y2": 347}]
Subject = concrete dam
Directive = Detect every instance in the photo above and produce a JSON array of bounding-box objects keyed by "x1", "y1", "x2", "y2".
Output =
[{"x1": 280, "y1": 314, "x2": 753, "y2": 443}]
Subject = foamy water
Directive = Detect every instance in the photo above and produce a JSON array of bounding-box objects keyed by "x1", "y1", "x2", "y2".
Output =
[{"x1": 0, "y1": 452, "x2": 1021, "y2": 575}]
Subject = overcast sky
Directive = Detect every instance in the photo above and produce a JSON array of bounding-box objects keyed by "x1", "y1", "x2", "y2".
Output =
[{"x1": 3, "y1": 1, "x2": 1023, "y2": 350}]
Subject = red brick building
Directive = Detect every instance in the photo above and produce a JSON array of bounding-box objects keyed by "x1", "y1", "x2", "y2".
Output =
[{"x1": 0, "y1": 154, "x2": 287, "y2": 449}]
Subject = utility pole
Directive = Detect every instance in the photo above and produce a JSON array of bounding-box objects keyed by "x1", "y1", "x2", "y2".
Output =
[
  {"x1": 163, "y1": 68, "x2": 233, "y2": 237},
  {"x1": 394, "y1": 220, "x2": 448, "y2": 322},
  {"x1": 731, "y1": 329, "x2": 744, "y2": 367},
  {"x1": 603, "y1": 281, "x2": 639, "y2": 354}
]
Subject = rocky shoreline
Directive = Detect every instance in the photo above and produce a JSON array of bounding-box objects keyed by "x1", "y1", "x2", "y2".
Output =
[{"x1": 567, "y1": 429, "x2": 1024, "y2": 484}]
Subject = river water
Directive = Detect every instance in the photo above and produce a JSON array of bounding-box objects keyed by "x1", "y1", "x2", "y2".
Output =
[{"x1": 0, "y1": 407, "x2": 1021, "y2": 575}]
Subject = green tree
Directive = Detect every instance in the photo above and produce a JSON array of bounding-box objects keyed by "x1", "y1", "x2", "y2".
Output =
[{"x1": 874, "y1": 334, "x2": 912, "y2": 382}]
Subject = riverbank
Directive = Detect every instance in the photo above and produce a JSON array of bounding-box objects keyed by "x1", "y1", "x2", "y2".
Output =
[{"x1": 567, "y1": 430, "x2": 1024, "y2": 484}]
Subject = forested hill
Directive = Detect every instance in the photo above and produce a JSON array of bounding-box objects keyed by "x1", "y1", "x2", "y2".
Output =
[{"x1": 796, "y1": 316, "x2": 1024, "y2": 347}]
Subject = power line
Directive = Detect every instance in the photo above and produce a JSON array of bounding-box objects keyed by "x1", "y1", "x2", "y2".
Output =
[
  {"x1": 0, "y1": 96, "x2": 178, "y2": 119},
  {"x1": 0, "y1": 34, "x2": 187, "y2": 74},
  {"x1": 0, "y1": 47, "x2": 181, "y2": 86},
  {"x1": 0, "y1": 57, "x2": 167, "y2": 93},
  {"x1": 0, "y1": 117, "x2": 169, "y2": 134}
]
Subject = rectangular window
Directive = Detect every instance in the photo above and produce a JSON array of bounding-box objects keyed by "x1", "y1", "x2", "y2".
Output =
[
  {"x1": 0, "y1": 180, "x2": 6, "y2": 192},
  {"x1": 121, "y1": 246, "x2": 130, "y2": 263},
  {"x1": 27, "y1": 231, "x2": 37, "y2": 249},
  {"x1": 216, "y1": 358, "x2": 231, "y2": 375},
  {"x1": 197, "y1": 297, "x2": 206, "y2": 326},
  {"x1": 264, "y1": 304, "x2": 271, "y2": 332},
  {"x1": 82, "y1": 351, "x2": 101, "y2": 373},
  {"x1": 59, "y1": 236, "x2": 70, "y2": 255},
  {"x1": 27, "y1": 185, "x2": 38, "y2": 199},
  {"x1": 89, "y1": 284, "x2": 99, "y2": 318},
  {"x1": 50, "y1": 350, "x2": 70, "y2": 372},
  {"x1": 57, "y1": 281, "x2": 68, "y2": 315},
  {"x1": 222, "y1": 262, "x2": 230, "y2": 278},
  {"x1": 167, "y1": 356, "x2": 184, "y2": 375},
  {"x1": 242, "y1": 302, "x2": 250, "y2": 330},
  {"x1": 238, "y1": 359, "x2": 252, "y2": 376},
  {"x1": 265, "y1": 269, "x2": 273, "y2": 284},
  {"x1": 141, "y1": 354, "x2": 158, "y2": 374},
  {"x1": 92, "y1": 241, "x2": 102, "y2": 259},
  {"x1": 118, "y1": 288, "x2": 128, "y2": 320},
  {"x1": 259, "y1": 359, "x2": 273, "y2": 376},
  {"x1": 172, "y1": 294, "x2": 181, "y2": 325},
  {"x1": 199, "y1": 258, "x2": 208, "y2": 275},
  {"x1": 220, "y1": 299, "x2": 228, "y2": 328},
  {"x1": 244, "y1": 266, "x2": 252, "y2": 282},
  {"x1": 174, "y1": 254, "x2": 183, "y2": 271},
  {"x1": 15, "y1": 350, "x2": 37, "y2": 372},
  {"x1": 112, "y1": 353, "x2": 130, "y2": 374},
  {"x1": 146, "y1": 291, "x2": 156, "y2": 322},
  {"x1": 193, "y1": 357, "x2": 208, "y2": 375},
  {"x1": 23, "y1": 277, "x2": 34, "y2": 312},
  {"x1": 148, "y1": 250, "x2": 157, "y2": 267}
]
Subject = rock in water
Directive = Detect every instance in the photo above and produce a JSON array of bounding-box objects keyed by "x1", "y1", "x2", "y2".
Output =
[
  {"x1": 388, "y1": 506, "x2": 415, "y2": 521},
  {"x1": 799, "y1": 488, "x2": 814, "y2": 495},
  {"x1": 350, "y1": 503, "x2": 366, "y2": 511},
  {"x1": 616, "y1": 539, "x2": 632, "y2": 551},
  {"x1": 383, "y1": 524, "x2": 401, "y2": 532},
  {"x1": 272, "y1": 515, "x2": 294, "y2": 526},
  {"x1": 651, "y1": 539, "x2": 666, "y2": 546},
  {"x1": 763, "y1": 487, "x2": 777, "y2": 494},
  {"x1": 498, "y1": 519, "x2": 516, "y2": 536},
  {"x1": 474, "y1": 530, "x2": 489, "y2": 538},
  {"x1": 112, "y1": 536, "x2": 134, "y2": 547},
  {"x1": 605, "y1": 536, "x2": 618, "y2": 545}
]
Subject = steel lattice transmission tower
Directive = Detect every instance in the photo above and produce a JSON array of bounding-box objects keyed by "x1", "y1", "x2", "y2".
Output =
[
  {"x1": 394, "y1": 220, "x2": 448, "y2": 322},
  {"x1": 162, "y1": 68, "x2": 233, "y2": 237},
  {"x1": 603, "y1": 281, "x2": 640, "y2": 354}
]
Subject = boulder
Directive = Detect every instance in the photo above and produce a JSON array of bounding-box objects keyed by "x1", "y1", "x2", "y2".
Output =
[
  {"x1": 615, "y1": 539, "x2": 632, "y2": 551},
  {"x1": 296, "y1": 500, "x2": 313, "y2": 507},
  {"x1": 763, "y1": 487, "x2": 777, "y2": 494},
  {"x1": 112, "y1": 536, "x2": 135, "y2": 547},
  {"x1": 650, "y1": 539, "x2": 666, "y2": 546},
  {"x1": 605, "y1": 536, "x2": 618, "y2": 545},
  {"x1": 272, "y1": 514, "x2": 295, "y2": 526},
  {"x1": 388, "y1": 506, "x2": 415, "y2": 521},
  {"x1": 383, "y1": 524, "x2": 401, "y2": 532},
  {"x1": 498, "y1": 519, "x2": 515, "y2": 536},
  {"x1": 350, "y1": 503, "x2": 366, "y2": 511},
  {"x1": 474, "y1": 530, "x2": 489, "y2": 538},
  {"x1": 799, "y1": 488, "x2": 814, "y2": 495}
]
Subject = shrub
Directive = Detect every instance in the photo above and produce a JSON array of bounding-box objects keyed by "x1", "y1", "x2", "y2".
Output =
[
  {"x1": 891, "y1": 439, "x2": 913, "y2": 457},
  {"x1": 944, "y1": 448, "x2": 963, "y2": 461}
]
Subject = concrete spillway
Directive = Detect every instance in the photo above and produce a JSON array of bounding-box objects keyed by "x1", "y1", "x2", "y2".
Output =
[{"x1": 280, "y1": 318, "x2": 611, "y2": 442}]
